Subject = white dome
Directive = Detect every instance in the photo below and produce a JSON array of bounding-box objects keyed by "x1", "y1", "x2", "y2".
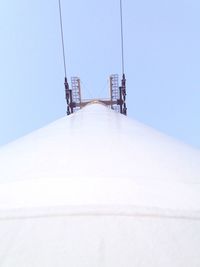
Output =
[{"x1": 0, "y1": 103, "x2": 200, "y2": 266}]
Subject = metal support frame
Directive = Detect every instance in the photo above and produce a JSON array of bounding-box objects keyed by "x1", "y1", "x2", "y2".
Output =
[
  {"x1": 121, "y1": 73, "x2": 127, "y2": 115},
  {"x1": 64, "y1": 77, "x2": 72, "y2": 115},
  {"x1": 65, "y1": 74, "x2": 127, "y2": 116}
]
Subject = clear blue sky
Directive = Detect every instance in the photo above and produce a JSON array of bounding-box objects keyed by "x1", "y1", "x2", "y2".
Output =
[{"x1": 0, "y1": 0, "x2": 200, "y2": 148}]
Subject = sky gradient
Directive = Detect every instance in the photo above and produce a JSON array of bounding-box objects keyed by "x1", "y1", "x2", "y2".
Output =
[{"x1": 0, "y1": 0, "x2": 200, "y2": 148}]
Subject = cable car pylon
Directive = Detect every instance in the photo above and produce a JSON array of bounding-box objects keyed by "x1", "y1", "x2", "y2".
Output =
[{"x1": 58, "y1": 0, "x2": 127, "y2": 115}]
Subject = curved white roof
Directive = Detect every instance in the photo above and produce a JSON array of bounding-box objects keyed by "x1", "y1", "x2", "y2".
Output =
[{"x1": 0, "y1": 103, "x2": 200, "y2": 266}]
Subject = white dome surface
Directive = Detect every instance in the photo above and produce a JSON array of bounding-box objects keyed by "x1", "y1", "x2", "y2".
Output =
[{"x1": 0, "y1": 103, "x2": 200, "y2": 266}]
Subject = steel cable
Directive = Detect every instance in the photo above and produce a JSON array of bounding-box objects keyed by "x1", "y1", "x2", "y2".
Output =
[
  {"x1": 120, "y1": 0, "x2": 125, "y2": 75},
  {"x1": 58, "y1": 0, "x2": 67, "y2": 78}
]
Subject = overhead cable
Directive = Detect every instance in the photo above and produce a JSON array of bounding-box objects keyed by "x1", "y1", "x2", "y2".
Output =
[
  {"x1": 58, "y1": 0, "x2": 67, "y2": 78},
  {"x1": 120, "y1": 0, "x2": 125, "y2": 75}
]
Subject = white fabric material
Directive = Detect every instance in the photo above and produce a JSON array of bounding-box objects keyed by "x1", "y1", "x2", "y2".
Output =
[{"x1": 0, "y1": 103, "x2": 200, "y2": 266}]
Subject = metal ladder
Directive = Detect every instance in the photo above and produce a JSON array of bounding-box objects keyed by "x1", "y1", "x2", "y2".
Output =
[
  {"x1": 71, "y1": 77, "x2": 81, "y2": 112},
  {"x1": 110, "y1": 74, "x2": 120, "y2": 112}
]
